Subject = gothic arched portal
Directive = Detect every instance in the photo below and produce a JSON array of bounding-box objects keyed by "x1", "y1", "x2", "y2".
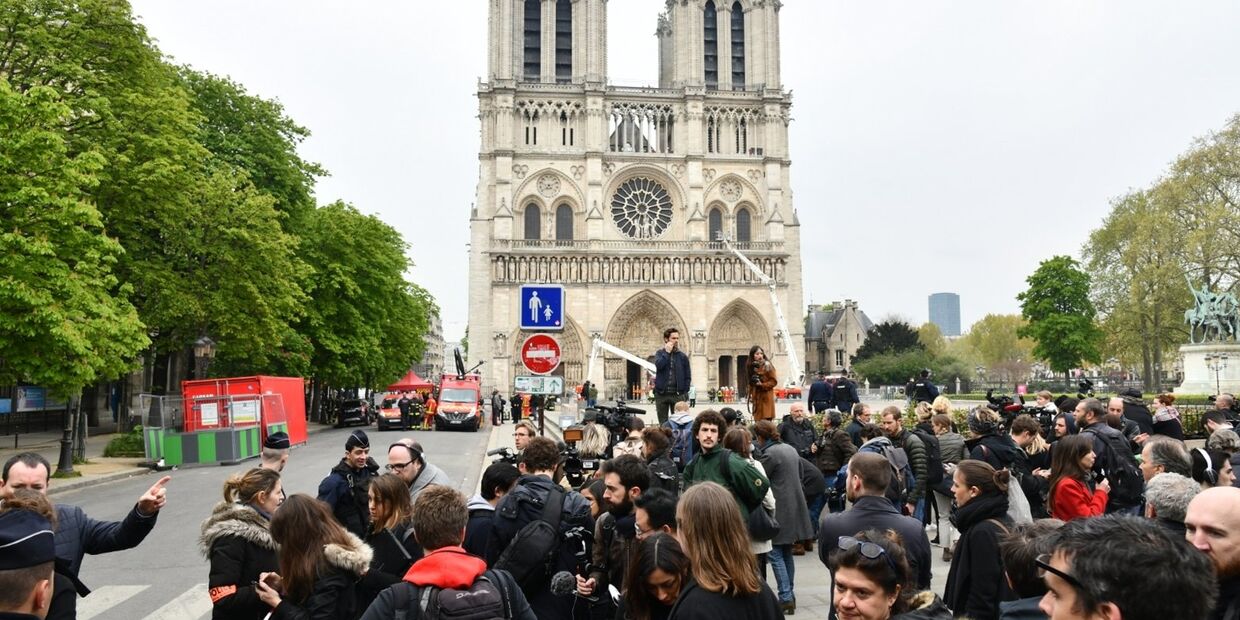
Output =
[
  {"x1": 603, "y1": 291, "x2": 687, "y2": 398},
  {"x1": 707, "y1": 298, "x2": 770, "y2": 397}
]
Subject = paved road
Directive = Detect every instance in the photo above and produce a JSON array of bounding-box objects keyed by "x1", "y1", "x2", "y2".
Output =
[{"x1": 61, "y1": 425, "x2": 490, "y2": 620}]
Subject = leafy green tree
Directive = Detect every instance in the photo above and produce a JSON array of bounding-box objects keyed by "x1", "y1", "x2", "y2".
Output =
[
  {"x1": 854, "y1": 320, "x2": 922, "y2": 362},
  {"x1": 1017, "y1": 256, "x2": 1103, "y2": 381},
  {"x1": 966, "y1": 314, "x2": 1034, "y2": 369},
  {"x1": 853, "y1": 349, "x2": 934, "y2": 387},
  {"x1": 179, "y1": 69, "x2": 324, "y2": 231},
  {"x1": 0, "y1": 82, "x2": 148, "y2": 396},
  {"x1": 917, "y1": 322, "x2": 946, "y2": 357}
]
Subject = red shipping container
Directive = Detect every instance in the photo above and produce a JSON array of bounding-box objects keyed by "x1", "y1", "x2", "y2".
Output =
[{"x1": 181, "y1": 376, "x2": 307, "y2": 446}]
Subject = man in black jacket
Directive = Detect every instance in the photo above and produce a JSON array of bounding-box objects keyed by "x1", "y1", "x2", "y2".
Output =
[
  {"x1": 818, "y1": 453, "x2": 930, "y2": 619},
  {"x1": 317, "y1": 430, "x2": 380, "y2": 538},
  {"x1": 577, "y1": 455, "x2": 649, "y2": 611},
  {"x1": 2, "y1": 452, "x2": 168, "y2": 620},
  {"x1": 464, "y1": 462, "x2": 520, "y2": 559},
  {"x1": 806, "y1": 372, "x2": 834, "y2": 414},
  {"x1": 652, "y1": 327, "x2": 691, "y2": 424},
  {"x1": 778, "y1": 403, "x2": 817, "y2": 458},
  {"x1": 844, "y1": 403, "x2": 871, "y2": 448},
  {"x1": 832, "y1": 373, "x2": 860, "y2": 416},
  {"x1": 487, "y1": 437, "x2": 594, "y2": 619}
]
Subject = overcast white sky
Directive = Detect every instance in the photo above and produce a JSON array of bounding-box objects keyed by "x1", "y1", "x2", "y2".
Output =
[{"x1": 129, "y1": 1, "x2": 1240, "y2": 341}]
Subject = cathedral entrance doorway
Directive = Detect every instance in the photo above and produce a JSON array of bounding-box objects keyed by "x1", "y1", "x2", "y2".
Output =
[
  {"x1": 708, "y1": 300, "x2": 770, "y2": 400},
  {"x1": 603, "y1": 291, "x2": 686, "y2": 401}
]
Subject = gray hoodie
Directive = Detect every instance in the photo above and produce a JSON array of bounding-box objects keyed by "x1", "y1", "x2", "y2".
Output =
[{"x1": 409, "y1": 460, "x2": 453, "y2": 504}]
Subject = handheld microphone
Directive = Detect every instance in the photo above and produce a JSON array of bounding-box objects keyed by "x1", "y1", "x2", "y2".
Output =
[{"x1": 549, "y1": 571, "x2": 577, "y2": 596}]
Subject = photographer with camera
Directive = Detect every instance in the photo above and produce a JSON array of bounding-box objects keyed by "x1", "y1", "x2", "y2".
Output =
[
  {"x1": 747, "y1": 345, "x2": 778, "y2": 422},
  {"x1": 576, "y1": 455, "x2": 650, "y2": 617},
  {"x1": 653, "y1": 327, "x2": 691, "y2": 424},
  {"x1": 487, "y1": 437, "x2": 594, "y2": 620}
]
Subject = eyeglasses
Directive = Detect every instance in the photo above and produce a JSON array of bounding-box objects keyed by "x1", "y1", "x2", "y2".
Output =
[
  {"x1": 386, "y1": 461, "x2": 412, "y2": 471},
  {"x1": 1035, "y1": 554, "x2": 1084, "y2": 591},
  {"x1": 635, "y1": 522, "x2": 651, "y2": 538},
  {"x1": 838, "y1": 536, "x2": 899, "y2": 573}
]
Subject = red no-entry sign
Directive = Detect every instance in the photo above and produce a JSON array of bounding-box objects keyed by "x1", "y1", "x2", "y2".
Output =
[{"x1": 520, "y1": 334, "x2": 562, "y2": 375}]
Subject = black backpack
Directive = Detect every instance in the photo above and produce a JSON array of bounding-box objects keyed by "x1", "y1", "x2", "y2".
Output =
[
  {"x1": 389, "y1": 569, "x2": 514, "y2": 620},
  {"x1": 910, "y1": 429, "x2": 944, "y2": 486},
  {"x1": 493, "y1": 486, "x2": 565, "y2": 591},
  {"x1": 1082, "y1": 427, "x2": 1144, "y2": 510}
]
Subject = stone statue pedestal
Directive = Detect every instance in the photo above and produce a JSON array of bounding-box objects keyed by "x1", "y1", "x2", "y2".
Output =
[{"x1": 1176, "y1": 343, "x2": 1240, "y2": 395}]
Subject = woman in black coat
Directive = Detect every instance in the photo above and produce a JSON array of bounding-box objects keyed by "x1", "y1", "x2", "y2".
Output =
[
  {"x1": 359, "y1": 474, "x2": 422, "y2": 602},
  {"x1": 200, "y1": 468, "x2": 283, "y2": 620},
  {"x1": 942, "y1": 460, "x2": 1012, "y2": 620}
]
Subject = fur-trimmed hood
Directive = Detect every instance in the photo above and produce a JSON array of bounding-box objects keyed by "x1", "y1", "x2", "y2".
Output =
[
  {"x1": 199, "y1": 501, "x2": 277, "y2": 557},
  {"x1": 323, "y1": 531, "x2": 373, "y2": 577}
]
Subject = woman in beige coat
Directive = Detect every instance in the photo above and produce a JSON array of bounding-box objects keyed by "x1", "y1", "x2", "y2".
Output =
[{"x1": 746, "y1": 345, "x2": 778, "y2": 421}]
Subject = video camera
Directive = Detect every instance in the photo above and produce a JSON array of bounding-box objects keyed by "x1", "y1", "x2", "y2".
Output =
[
  {"x1": 985, "y1": 389, "x2": 1057, "y2": 437},
  {"x1": 1076, "y1": 378, "x2": 1095, "y2": 400},
  {"x1": 486, "y1": 447, "x2": 517, "y2": 466},
  {"x1": 591, "y1": 400, "x2": 644, "y2": 434},
  {"x1": 558, "y1": 426, "x2": 599, "y2": 488}
]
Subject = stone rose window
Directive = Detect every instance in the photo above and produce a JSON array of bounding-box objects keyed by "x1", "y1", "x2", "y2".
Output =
[{"x1": 611, "y1": 177, "x2": 673, "y2": 239}]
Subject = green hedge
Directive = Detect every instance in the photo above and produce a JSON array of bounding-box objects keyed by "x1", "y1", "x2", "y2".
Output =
[{"x1": 103, "y1": 425, "x2": 145, "y2": 457}]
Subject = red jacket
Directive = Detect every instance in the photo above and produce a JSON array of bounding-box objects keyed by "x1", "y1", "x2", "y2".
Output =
[
  {"x1": 403, "y1": 547, "x2": 486, "y2": 590},
  {"x1": 1050, "y1": 477, "x2": 1108, "y2": 521}
]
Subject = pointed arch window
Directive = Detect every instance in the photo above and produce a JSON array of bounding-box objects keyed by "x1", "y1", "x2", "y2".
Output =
[
  {"x1": 736, "y1": 207, "x2": 751, "y2": 243},
  {"x1": 704, "y1": 1, "x2": 718, "y2": 89},
  {"x1": 708, "y1": 207, "x2": 723, "y2": 243},
  {"x1": 524, "y1": 204, "x2": 541, "y2": 240},
  {"x1": 555, "y1": 0, "x2": 572, "y2": 82},
  {"x1": 731, "y1": 2, "x2": 745, "y2": 89},
  {"x1": 555, "y1": 204, "x2": 574, "y2": 243},
  {"x1": 523, "y1": 0, "x2": 541, "y2": 81}
]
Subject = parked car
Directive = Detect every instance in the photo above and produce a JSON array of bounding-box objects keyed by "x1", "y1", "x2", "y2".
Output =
[{"x1": 336, "y1": 398, "x2": 372, "y2": 427}]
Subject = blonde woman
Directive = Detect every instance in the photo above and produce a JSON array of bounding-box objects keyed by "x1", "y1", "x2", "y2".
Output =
[
  {"x1": 914, "y1": 401, "x2": 934, "y2": 434},
  {"x1": 931, "y1": 395, "x2": 953, "y2": 417},
  {"x1": 578, "y1": 420, "x2": 611, "y2": 459}
]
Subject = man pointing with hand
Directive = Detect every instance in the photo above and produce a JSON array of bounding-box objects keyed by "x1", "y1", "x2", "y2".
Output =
[{"x1": 1, "y1": 452, "x2": 170, "y2": 620}]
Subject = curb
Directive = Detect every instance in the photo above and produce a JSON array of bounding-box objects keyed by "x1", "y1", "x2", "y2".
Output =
[{"x1": 48, "y1": 467, "x2": 154, "y2": 497}]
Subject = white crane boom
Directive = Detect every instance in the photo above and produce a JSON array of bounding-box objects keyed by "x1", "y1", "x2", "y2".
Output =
[
  {"x1": 586, "y1": 337, "x2": 656, "y2": 387},
  {"x1": 720, "y1": 235, "x2": 804, "y2": 386}
]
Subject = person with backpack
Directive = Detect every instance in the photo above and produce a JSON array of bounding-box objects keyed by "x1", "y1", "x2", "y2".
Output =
[
  {"x1": 1074, "y1": 398, "x2": 1144, "y2": 515},
  {"x1": 854, "y1": 424, "x2": 916, "y2": 511},
  {"x1": 642, "y1": 427, "x2": 680, "y2": 495},
  {"x1": 360, "y1": 486, "x2": 536, "y2": 620},
  {"x1": 485, "y1": 437, "x2": 593, "y2": 620},
  {"x1": 463, "y1": 463, "x2": 519, "y2": 560},
  {"x1": 879, "y1": 407, "x2": 928, "y2": 519},
  {"x1": 663, "y1": 401, "x2": 697, "y2": 471},
  {"x1": 817, "y1": 453, "x2": 932, "y2": 619},
  {"x1": 942, "y1": 460, "x2": 1012, "y2": 620},
  {"x1": 681, "y1": 411, "x2": 771, "y2": 521},
  {"x1": 363, "y1": 475, "x2": 424, "y2": 595}
]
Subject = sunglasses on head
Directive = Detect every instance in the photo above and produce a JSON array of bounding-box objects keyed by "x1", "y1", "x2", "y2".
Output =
[
  {"x1": 838, "y1": 536, "x2": 899, "y2": 573},
  {"x1": 1035, "y1": 553, "x2": 1084, "y2": 591}
]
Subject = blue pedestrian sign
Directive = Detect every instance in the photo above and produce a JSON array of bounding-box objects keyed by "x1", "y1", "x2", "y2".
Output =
[{"x1": 519, "y1": 284, "x2": 565, "y2": 331}]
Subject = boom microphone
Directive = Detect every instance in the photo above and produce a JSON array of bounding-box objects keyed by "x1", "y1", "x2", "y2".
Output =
[{"x1": 550, "y1": 571, "x2": 577, "y2": 597}]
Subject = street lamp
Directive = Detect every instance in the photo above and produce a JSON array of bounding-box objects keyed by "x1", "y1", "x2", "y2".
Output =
[
  {"x1": 193, "y1": 336, "x2": 216, "y2": 380},
  {"x1": 1206, "y1": 353, "x2": 1229, "y2": 396}
]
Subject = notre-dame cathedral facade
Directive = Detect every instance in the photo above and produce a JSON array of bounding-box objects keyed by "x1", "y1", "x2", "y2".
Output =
[{"x1": 468, "y1": 0, "x2": 804, "y2": 399}]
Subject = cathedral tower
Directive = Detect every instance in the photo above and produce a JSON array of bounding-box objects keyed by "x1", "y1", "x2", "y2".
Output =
[{"x1": 469, "y1": 0, "x2": 805, "y2": 398}]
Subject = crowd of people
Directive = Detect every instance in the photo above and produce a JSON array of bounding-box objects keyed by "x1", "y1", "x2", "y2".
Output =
[{"x1": 3, "y1": 378, "x2": 1240, "y2": 620}]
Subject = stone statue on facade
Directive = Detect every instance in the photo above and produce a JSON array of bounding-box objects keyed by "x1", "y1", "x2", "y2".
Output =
[{"x1": 1185, "y1": 276, "x2": 1240, "y2": 343}]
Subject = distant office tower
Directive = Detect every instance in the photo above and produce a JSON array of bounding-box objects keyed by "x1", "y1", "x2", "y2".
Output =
[{"x1": 928, "y1": 293, "x2": 961, "y2": 337}]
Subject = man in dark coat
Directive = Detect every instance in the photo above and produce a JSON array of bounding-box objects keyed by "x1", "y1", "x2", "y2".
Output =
[
  {"x1": 879, "y1": 407, "x2": 928, "y2": 518},
  {"x1": 317, "y1": 430, "x2": 380, "y2": 538},
  {"x1": 832, "y1": 373, "x2": 860, "y2": 416},
  {"x1": 487, "y1": 437, "x2": 594, "y2": 619},
  {"x1": 778, "y1": 403, "x2": 817, "y2": 459},
  {"x1": 806, "y1": 372, "x2": 834, "y2": 414},
  {"x1": 2, "y1": 452, "x2": 167, "y2": 620},
  {"x1": 844, "y1": 403, "x2": 871, "y2": 448},
  {"x1": 753, "y1": 421, "x2": 814, "y2": 612},
  {"x1": 1118, "y1": 388, "x2": 1155, "y2": 435},
  {"x1": 910, "y1": 369, "x2": 939, "y2": 403},
  {"x1": 653, "y1": 327, "x2": 691, "y2": 424},
  {"x1": 818, "y1": 452, "x2": 931, "y2": 619}
]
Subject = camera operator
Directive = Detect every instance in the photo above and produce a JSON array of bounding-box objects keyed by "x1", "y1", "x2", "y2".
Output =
[
  {"x1": 576, "y1": 455, "x2": 650, "y2": 616},
  {"x1": 487, "y1": 437, "x2": 594, "y2": 620},
  {"x1": 653, "y1": 327, "x2": 691, "y2": 424},
  {"x1": 747, "y1": 345, "x2": 778, "y2": 422}
]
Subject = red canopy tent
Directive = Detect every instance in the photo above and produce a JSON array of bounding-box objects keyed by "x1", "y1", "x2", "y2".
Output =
[{"x1": 388, "y1": 370, "x2": 433, "y2": 392}]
